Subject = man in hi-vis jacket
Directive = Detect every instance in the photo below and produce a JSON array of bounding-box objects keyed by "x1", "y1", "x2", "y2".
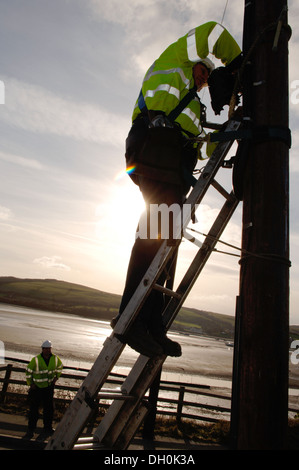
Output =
[
  {"x1": 24, "y1": 340, "x2": 63, "y2": 439},
  {"x1": 112, "y1": 22, "x2": 242, "y2": 358}
]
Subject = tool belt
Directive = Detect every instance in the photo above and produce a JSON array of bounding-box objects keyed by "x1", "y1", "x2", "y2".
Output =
[{"x1": 126, "y1": 123, "x2": 185, "y2": 186}]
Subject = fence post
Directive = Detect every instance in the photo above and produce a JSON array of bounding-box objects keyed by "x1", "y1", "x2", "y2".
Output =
[
  {"x1": 176, "y1": 386, "x2": 185, "y2": 424},
  {"x1": 0, "y1": 364, "x2": 13, "y2": 403}
]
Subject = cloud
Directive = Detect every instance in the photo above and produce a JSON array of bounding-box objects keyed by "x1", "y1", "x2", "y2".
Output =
[
  {"x1": 88, "y1": 0, "x2": 244, "y2": 80},
  {"x1": 0, "y1": 150, "x2": 43, "y2": 170},
  {"x1": 88, "y1": 0, "x2": 244, "y2": 35},
  {"x1": 33, "y1": 255, "x2": 71, "y2": 271},
  {"x1": 0, "y1": 205, "x2": 13, "y2": 221},
  {"x1": 0, "y1": 77, "x2": 128, "y2": 147},
  {"x1": 186, "y1": 290, "x2": 238, "y2": 316}
]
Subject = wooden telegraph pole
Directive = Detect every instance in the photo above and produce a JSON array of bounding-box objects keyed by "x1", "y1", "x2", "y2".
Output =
[{"x1": 231, "y1": 1, "x2": 291, "y2": 449}]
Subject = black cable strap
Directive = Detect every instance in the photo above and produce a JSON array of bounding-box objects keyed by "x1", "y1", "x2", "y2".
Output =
[{"x1": 209, "y1": 125, "x2": 292, "y2": 148}]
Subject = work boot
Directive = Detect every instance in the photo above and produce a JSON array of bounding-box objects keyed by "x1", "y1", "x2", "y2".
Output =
[
  {"x1": 115, "y1": 320, "x2": 164, "y2": 357},
  {"x1": 151, "y1": 330, "x2": 182, "y2": 357}
]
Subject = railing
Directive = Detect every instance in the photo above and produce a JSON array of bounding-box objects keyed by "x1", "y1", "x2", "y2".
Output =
[{"x1": 1, "y1": 357, "x2": 298, "y2": 424}]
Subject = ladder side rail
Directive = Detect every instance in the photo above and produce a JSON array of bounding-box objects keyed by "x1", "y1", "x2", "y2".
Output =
[
  {"x1": 46, "y1": 337, "x2": 126, "y2": 450},
  {"x1": 118, "y1": 402, "x2": 149, "y2": 450},
  {"x1": 183, "y1": 118, "x2": 241, "y2": 212},
  {"x1": 46, "y1": 241, "x2": 176, "y2": 449},
  {"x1": 46, "y1": 244, "x2": 178, "y2": 449},
  {"x1": 93, "y1": 355, "x2": 165, "y2": 447},
  {"x1": 46, "y1": 238, "x2": 176, "y2": 449},
  {"x1": 94, "y1": 402, "x2": 150, "y2": 451},
  {"x1": 93, "y1": 401, "x2": 150, "y2": 451}
]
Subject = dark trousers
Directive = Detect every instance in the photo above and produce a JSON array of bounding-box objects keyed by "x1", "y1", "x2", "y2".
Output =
[
  {"x1": 28, "y1": 384, "x2": 54, "y2": 431},
  {"x1": 119, "y1": 117, "x2": 197, "y2": 332},
  {"x1": 119, "y1": 177, "x2": 183, "y2": 333}
]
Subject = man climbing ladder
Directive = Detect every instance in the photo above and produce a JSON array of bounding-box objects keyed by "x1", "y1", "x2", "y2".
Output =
[
  {"x1": 45, "y1": 21, "x2": 243, "y2": 451},
  {"x1": 111, "y1": 21, "x2": 242, "y2": 358}
]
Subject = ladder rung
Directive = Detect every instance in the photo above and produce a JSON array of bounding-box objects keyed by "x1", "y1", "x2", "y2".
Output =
[
  {"x1": 74, "y1": 438, "x2": 103, "y2": 450},
  {"x1": 98, "y1": 392, "x2": 136, "y2": 401},
  {"x1": 152, "y1": 283, "x2": 181, "y2": 299},
  {"x1": 76, "y1": 436, "x2": 95, "y2": 443},
  {"x1": 183, "y1": 232, "x2": 203, "y2": 247},
  {"x1": 211, "y1": 179, "x2": 230, "y2": 199}
]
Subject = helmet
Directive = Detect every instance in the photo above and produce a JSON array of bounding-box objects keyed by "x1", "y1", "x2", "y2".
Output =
[
  {"x1": 42, "y1": 340, "x2": 52, "y2": 348},
  {"x1": 198, "y1": 57, "x2": 215, "y2": 75}
]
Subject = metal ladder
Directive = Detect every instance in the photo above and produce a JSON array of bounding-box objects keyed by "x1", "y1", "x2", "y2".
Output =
[{"x1": 45, "y1": 116, "x2": 241, "y2": 451}]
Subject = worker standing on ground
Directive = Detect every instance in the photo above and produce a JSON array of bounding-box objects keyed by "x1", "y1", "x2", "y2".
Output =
[
  {"x1": 112, "y1": 21, "x2": 242, "y2": 358},
  {"x1": 24, "y1": 340, "x2": 63, "y2": 439}
]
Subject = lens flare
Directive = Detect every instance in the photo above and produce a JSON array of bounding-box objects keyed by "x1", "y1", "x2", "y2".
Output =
[
  {"x1": 114, "y1": 165, "x2": 136, "y2": 181},
  {"x1": 126, "y1": 165, "x2": 136, "y2": 175}
]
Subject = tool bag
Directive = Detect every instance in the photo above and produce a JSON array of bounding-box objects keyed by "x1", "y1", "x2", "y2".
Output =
[
  {"x1": 125, "y1": 87, "x2": 197, "y2": 186},
  {"x1": 126, "y1": 124, "x2": 185, "y2": 185}
]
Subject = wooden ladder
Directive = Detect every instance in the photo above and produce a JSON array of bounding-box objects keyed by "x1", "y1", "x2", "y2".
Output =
[{"x1": 45, "y1": 116, "x2": 241, "y2": 450}]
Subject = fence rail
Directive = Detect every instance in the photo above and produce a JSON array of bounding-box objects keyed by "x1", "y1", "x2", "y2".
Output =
[{"x1": 1, "y1": 357, "x2": 298, "y2": 424}]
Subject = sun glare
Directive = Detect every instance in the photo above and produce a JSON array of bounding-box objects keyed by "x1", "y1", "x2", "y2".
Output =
[{"x1": 95, "y1": 177, "x2": 145, "y2": 249}]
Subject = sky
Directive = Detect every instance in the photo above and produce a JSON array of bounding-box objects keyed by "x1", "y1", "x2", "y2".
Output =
[{"x1": 0, "y1": 0, "x2": 299, "y2": 324}]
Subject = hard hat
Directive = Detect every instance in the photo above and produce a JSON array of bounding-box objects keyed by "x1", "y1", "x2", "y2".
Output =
[
  {"x1": 198, "y1": 57, "x2": 215, "y2": 75},
  {"x1": 42, "y1": 340, "x2": 52, "y2": 348}
]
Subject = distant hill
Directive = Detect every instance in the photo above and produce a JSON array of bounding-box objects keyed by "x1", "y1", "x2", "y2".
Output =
[
  {"x1": 0, "y1": 276, "x2": 297, "y2": 340},
  {"x1": 0, "y1": 276, "x2": 121, "y2": 322}
]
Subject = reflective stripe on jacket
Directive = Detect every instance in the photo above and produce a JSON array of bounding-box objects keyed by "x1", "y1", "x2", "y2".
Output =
[
  {"x1": 26, "y1": 354, "x2": 63, "y2": 388},
  {"x1": 132, "y1": 21, "x2": 241, "y2": 136}
]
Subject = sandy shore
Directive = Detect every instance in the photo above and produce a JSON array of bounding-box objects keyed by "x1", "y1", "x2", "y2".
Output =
[{"x1": 1, "y1": 302, "x2": 299, "y2": 389}]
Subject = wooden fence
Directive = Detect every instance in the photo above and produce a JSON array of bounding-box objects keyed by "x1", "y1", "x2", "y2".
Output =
[{"x1": 1, "y1": 357, "x2": 298, "y2": 424}]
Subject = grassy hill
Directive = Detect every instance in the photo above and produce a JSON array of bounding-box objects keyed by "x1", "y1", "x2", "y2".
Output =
[
  {"x1": 0, "y1": 276, "x2": 120, "y2": 322},
  {"x1": 0, "y1": 276, "x2": 296, "y2": 340}
]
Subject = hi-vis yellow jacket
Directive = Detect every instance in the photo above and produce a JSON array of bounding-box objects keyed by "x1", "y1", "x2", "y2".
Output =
[
  {"x1": 132, "y1": 21, "x2": 241, "y2": 136},
  {"x1": 26, "y1": 354, "x2": 63, "y2": 388}
]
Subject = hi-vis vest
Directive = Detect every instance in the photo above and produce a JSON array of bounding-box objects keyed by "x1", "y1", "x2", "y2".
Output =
[
  {"x1": 132, "y1": 21, "x2": 241, "y2": 136},
  {"x1": 26, "y1": 354, "x2": 63, "y2": 388}
]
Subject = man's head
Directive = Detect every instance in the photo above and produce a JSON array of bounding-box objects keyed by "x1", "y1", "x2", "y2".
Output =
[
  {"x1": 193, "y1": 58, "x2": 215, "y2": 92},
  {"x1": 41, "y1": 340, "x2": 52, "y2": 359}
]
